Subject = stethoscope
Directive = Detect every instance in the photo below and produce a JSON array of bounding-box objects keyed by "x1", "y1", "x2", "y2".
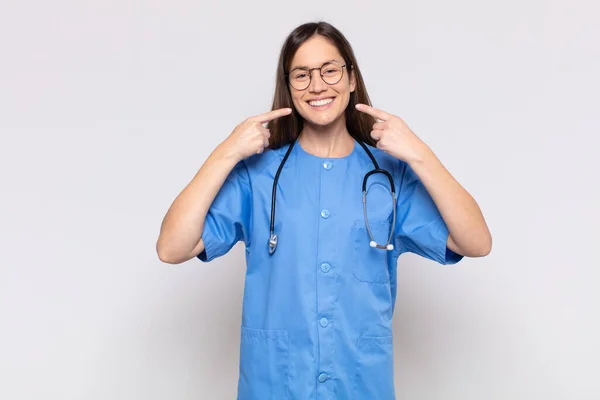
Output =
[{"x1": 268, "y1": 137, "x2": 397, "y2": 255}]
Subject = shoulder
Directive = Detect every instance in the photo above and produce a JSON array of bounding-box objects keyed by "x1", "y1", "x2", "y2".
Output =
[
  {"x1": 357, "y1": 141, "x2": 406, "y2": 179},
  {"x1": 240, "y1": 144, "x2": 291, "y2": 180}
]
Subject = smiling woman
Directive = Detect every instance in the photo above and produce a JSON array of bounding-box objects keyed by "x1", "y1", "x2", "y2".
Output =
[
  {"x1": 157, "y1": 20, "x2": 490, "y2": 400},
  {"x1": 265, "y1": 27, "x2": 379, "y2": 152}
]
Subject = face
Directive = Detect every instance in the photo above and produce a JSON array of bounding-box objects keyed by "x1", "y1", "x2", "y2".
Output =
[{"x1": 288, "y1": 35, "x2": 356, "y2": 127}]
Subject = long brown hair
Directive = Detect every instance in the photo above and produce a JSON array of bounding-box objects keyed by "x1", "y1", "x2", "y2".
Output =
[{"x1": 266, "y1": 21, "x2": 378, "y2": 149}]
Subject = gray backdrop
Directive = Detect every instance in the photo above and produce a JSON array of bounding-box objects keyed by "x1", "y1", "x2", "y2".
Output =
[{"x1": 1, "y1": 0, "x2": 598, "y2": 399}]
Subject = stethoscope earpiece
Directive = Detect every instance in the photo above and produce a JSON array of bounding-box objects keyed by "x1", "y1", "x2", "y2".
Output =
[{"x1": 370, "y1": 240, "x2": 395, "y2": 251}]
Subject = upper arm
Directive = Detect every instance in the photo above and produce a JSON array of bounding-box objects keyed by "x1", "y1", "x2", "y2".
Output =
[
  {"x1": 196, "y1": 161, "x2": 253, "y2": 263},
  {"x1": 446, "y1": 234, "x2": 463, "y2": 256},
  {"x1": 393, "y1": 161, "x2": 464, "y2": 265},
  {"x1": 191, "y1": 238, "x2": 205, "y2": 260}
]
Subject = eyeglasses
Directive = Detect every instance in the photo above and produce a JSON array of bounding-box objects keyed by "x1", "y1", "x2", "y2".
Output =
[{"x1": 285, "y1": 61, "x2": 350, "y2": 91}]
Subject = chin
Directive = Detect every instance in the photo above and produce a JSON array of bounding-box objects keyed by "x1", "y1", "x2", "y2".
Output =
[
  {"x1": 315, "y1": 111, "x2": 344, "y2": 126},
  {"x1": 299, "y1": 107, "x2": 345, "y2": 127}
]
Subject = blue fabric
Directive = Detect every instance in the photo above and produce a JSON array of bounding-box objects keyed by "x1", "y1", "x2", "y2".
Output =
[{"x1": 198, "y1": 138, "x2": 463, "y2": 399}]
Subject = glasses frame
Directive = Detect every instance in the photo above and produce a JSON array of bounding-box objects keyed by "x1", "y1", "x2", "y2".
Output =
[{"x1": 285, "y1": 62, "x2": 351, "y2": 91}]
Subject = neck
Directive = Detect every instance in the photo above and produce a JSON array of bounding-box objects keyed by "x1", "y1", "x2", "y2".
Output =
[{"x1": 298, "y1": 115, "x2": 354, "y2": 158}]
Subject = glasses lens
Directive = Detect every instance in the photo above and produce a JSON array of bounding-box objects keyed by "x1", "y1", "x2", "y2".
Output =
[
  {"x1": 321, "y1": 63, "x2": 343, "y2": 85},
  {"x1": 289, "y1": 69, "x2": 310, "y2": 90}
]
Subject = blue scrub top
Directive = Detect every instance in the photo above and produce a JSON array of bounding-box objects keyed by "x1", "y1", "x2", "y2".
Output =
[{"x1": 198, "y1": 138, "x2": 463, "y2": 399}]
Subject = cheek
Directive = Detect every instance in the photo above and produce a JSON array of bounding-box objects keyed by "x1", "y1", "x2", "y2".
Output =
[
  {"x1": 336, "y1": 88, "x2": 351, "y2": 108},
  {"x1": 291, "y1": 97, "x2": 308, "y2": 118},
  {"x1": 335, "y1": 84, "x2": 350, "y2": 99},
  {"x1": 291, "y1": 94, "x2": 303, "y2": 109}
]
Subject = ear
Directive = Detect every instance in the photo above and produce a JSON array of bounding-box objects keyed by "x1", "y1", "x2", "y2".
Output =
[{"x1": 349, "y1": 69, "x2": 356, "y2": 93}]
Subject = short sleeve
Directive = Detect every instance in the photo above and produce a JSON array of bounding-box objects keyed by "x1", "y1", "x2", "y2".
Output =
[
  {"x1": 197, "y1": 160, "x2": 252, "y2": 262},
  {"x1": 393, "y1": 161, "x2": 463, "y2": 265}
]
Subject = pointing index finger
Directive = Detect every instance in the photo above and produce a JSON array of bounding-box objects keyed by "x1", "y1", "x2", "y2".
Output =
[
  {"x1": 355, "y1": 103, "x2": 390, "y2": 122},
  {"x1": 253, "y1": 108, "x2": 293, "y2": 124}
]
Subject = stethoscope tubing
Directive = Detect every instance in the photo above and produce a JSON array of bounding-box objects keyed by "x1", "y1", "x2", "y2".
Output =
[{"x1": 268, "y1": 137, "x2": 397, "y2": 254}]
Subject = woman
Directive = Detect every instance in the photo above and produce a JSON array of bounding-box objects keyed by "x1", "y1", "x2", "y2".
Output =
[{"x1": 157, "y1": 21, "x2": 491, "y2": 400}]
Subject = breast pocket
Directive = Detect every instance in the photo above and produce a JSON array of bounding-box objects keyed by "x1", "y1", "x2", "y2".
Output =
[
  {"x1": 238, "y1": 326, "x2": 290, "y2": 400},
  {"x1": 351, "y1": 219, "x2": 392, "y2": 284}
]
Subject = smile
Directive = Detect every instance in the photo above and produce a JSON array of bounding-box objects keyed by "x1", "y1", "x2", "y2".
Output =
[{"x1": 307, "y1": 97, "x2": 335, "y2": 110}]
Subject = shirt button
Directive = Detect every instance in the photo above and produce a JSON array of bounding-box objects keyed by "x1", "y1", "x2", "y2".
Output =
[
  {"x1": 320, "y1": 209, "x2": 330, "y2": 219},
  {"x1": 323, "y1": 161, "x2": 333, "y2": 170},
  {"x1": 320, "y1": 263, "x2": 331, "y2": 273},
  {"x1": 318, "y1": 373, "x2": 328, "y2": 383},
  {"x1": 320, "y1": 317, "x2": 329, "y2": 327}
]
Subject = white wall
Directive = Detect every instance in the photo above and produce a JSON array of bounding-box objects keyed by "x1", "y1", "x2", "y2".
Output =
[{"x1": 1, "y1": 0, "x2": 598, "y2": 399}]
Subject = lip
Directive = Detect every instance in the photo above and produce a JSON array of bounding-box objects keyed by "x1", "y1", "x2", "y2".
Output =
[{"x1": 307, "y1": 96, "x2": 336, "y2": 111}]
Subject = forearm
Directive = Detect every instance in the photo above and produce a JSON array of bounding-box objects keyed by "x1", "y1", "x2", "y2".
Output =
[
  {"x1": 156, "y1": 143, "x2": 240, "y2": 264},
  {"x1": 408, "y1": 146, "x2": 492, "y2": 257}
]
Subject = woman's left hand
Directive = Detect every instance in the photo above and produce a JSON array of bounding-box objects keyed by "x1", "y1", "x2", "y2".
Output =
[{"x1": 355, "y1": 103, "x2": 431, "y2": 164}]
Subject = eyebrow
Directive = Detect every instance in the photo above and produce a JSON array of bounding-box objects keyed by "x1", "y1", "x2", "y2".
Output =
[{"x1": 290, "y1": 59, "x2": 340, "y2": 71}]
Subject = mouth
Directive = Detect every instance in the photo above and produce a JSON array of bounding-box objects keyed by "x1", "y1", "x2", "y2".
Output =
[{"x1": 307, "y1": 97, "x2": 336, "y2": 111}]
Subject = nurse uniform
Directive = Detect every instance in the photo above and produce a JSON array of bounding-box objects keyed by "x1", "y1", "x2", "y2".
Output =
[{"x1": 198, "y1": 137, "x2": 463, "y2": 399}]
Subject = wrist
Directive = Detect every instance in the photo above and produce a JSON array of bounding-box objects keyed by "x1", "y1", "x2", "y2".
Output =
[
  {"x1": 407, "y1": 142, "x2": 434, "y2": 167},
  {"x1": 214, "y1": 141, "x2": 243, "y2": 165}
]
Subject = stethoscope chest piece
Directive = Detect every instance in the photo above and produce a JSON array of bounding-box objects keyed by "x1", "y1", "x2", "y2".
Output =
[{"x1": 268, "y1": 232, "x2": 278, "y2": 254}]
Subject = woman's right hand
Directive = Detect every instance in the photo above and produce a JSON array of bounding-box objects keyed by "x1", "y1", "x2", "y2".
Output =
[{"x1": 223, "y1": 108, "x2": 293, "y2": 161}]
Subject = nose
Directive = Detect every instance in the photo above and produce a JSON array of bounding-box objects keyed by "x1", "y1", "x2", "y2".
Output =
[{"x1": 308, "y1": 69, "x2": 327, "y2": 93}]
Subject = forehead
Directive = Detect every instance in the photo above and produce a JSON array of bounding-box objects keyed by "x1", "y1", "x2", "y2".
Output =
[{"x1": 290, "y1": 35, "x2": 344, "y2": 69}]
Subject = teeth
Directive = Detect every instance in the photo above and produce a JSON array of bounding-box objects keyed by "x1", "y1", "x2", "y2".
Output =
[{"x1": 309, "y1": 97, "x2": 334, "y2": 107}]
